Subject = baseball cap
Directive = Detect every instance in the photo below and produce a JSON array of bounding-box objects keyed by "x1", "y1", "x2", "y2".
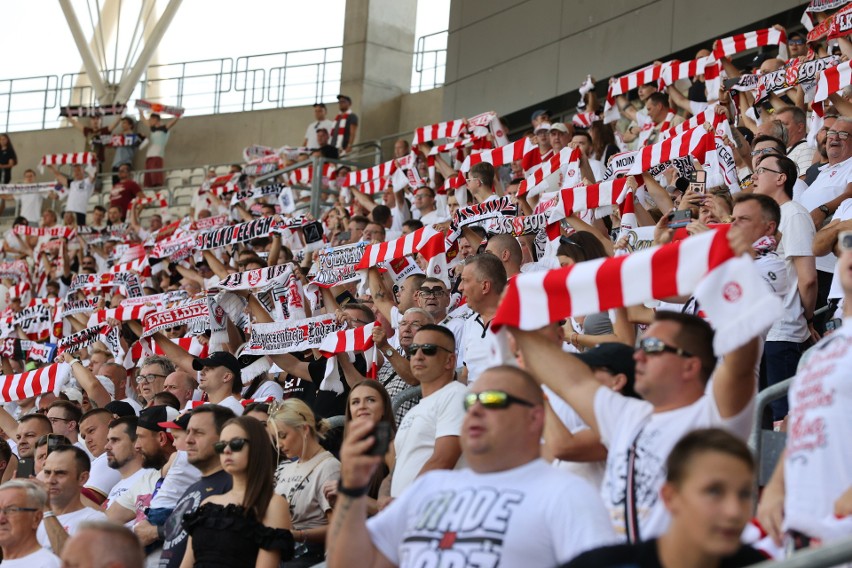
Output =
[
  {"x1": 550, "y1": 122, "x2": 570, "y2": 134},
  {"x1": 159, "y1": 412, "x2": 191, "y2": 431},
  {"x1": 574, "y1": 343, "x2": 636, "y2": 385},
  {"x1": 530, "y1": 109, "x2": 549, "y2": 122},
  {"x1": 105, "y1": 400, "x2": 136, "y2": 418},
  {"x1": 138, "y1": 405, "x2": 180, "y2": 432},
  {"x1": 535, "y1": 122, "x2": 552, "y2": 132},
  {"x1": 337, "y1": 94, "x2": 352, "y2": 104},
  {"x1": 192, "y1": 352, "x2": 241, "y2": 379}
]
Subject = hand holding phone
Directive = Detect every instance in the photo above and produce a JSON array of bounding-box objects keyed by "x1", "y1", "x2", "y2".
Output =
[
  {"x1": 366, "y1": 422, "x2": 392, "y2": 456},
  {"x1": 668, "y1": 209, "x2": 692, "y2": 229}
]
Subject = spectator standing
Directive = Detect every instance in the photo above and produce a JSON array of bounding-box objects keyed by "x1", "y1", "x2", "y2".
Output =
[
  {"x1": 47, "y1": 164, "x2": 95, "y2": 226},
  {"x1": 303, "y1": 103, "x2": 335, "y2": 149},
  {"x1": 138, "y1": 110, "x2": 180, "y2": 188},
  {"x1": 330, "y1": 95, "x2": 358, "y2": 155},
  {"x1": 0, "y1": 480, "x2": 60, "y2": 567},
  {"x1": 65, "y1": 114, "x2": 117, "y2": 172},
  {"x1": 109, "y1": 164, "x2": 142, "y2": 220},
  {"x1": 0, "y1": 133, "x2": 17, "y2": 184},
  {"x1": 111, "y1": 117, "x2": 142, "y2": 184}
]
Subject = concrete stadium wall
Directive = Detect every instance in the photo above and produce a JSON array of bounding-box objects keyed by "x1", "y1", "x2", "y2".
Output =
[
  {"x1": 10, "y1": 105, "x2": 317, "y2": 181},
  {"x1": 442, "y1": 0, "x2": 805, "y2": 119}
]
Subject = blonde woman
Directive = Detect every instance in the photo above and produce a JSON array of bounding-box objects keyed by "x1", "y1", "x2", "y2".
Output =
[{"x1": 268, "y1": 399, "x2": 340, "y2": 567}]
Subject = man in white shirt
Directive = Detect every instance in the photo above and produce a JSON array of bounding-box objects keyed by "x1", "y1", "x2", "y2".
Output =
[
  {"x1": 458, "y1": 254, "x2": 516, "y2": 384},
  {"x1": 303, "y1": 103, "x2": 335, "y2": 149},
  {"x1": 754, "y1": 154, "x2": 817, "y2": 421},
  {"x1": 38, "y1": 446, "x2": 107, "y2": 553},
  {"x1": 327, "y1": 365, "x2": 617, "y2": 568},
  {"x1": 385, "y1": 325, "x2": 466, "y2": 499},
  {"x1": 776, "y1": 106, "x2": 813, "y2": 177},
  {"x1": 0, "y1": 480, "x2": 60, "y2": 567},
  {"x1": 510, "y1": 305, "x2": 759, "y2": 543},
  {"x1": 103, "y1": 416, "x2": 150, "y2": 510},
  {"x1": 757, "y1": 233, "x2": 852, "y2": 549},
  {"x1": 78, "y1": 409, "x2": 122, "y2": 506},
  {"x1": 47, "y1": 164, "x2": 94, "y2": 226}
]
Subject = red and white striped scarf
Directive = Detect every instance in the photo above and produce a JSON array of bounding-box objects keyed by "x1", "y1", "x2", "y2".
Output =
[
  {"x1": 8, "y1": 281, "x2": 31, "y2": 302},
  {"x1": 135, "y1": 99, "x2": 185, "y2": 117},
  {"x1": 461, "y1": 137, "x2": 536, "y2": 173},
  {"x1": 628, "y1": 125, "x2": 714, "y2": 175},
  {"x1": 518, "y1": 147, "x2": 582, "y2": 198},
  {"x1": 319, "y1": 322, "x2": 379, "y2": 385},
  {"x1": 637, "y1": 110, "x2": 677, "y2": 147},
  {"x1": 712, "y1": 27, "x2": 787, "y2": 59},
  {"x1": 13, "y1": 225, "x2": 76, "y2": 240},
  {"x1": 661, "y1": 106, "x2": 725, "y2": 140},
  {"x1": 39, "y1": 152, "x2": 97, "y2": 169},
  {"x1": 544, "y1": 176, "x2": 642, "y2": 224},
  {"x1": 493, "y1": 227, "x2": 782, "y2": 354},
  {"x1": 356, "y1": 176, "x2": 390, "y2": 195},
  {"x1": 412, "y1": 119, "x2": 467, "y2": 145},
  {"x1": 572, "y1": 111, "x2": 600, "y2": 129},
  {"x1": 332, "y1": 110, "x2": 352, "y2": 149},
  {"x1": 356, "y1": 226, "x2": 447, "y2": 284},
  {"x1": 813, "y1": 59, "x2": 851, "y2": 115},
  {"x1": 87, "y1": 305, "x2": 153, "y2": 327},
  {"x1": 603, "y1": 62, "x2": 671, "y2": 123},
  {"x1": 0, "y1": 363, "x2": 72, "y2": 403},
  {"x1": 342, "y1": 159, "x2": 398, "y2": 188},
  {"x1": 132, "y1": 193, "x2": 169, "y2": 209},
  {"x1": 288, "y1": 163, "x2": 336, "y2": 186}
]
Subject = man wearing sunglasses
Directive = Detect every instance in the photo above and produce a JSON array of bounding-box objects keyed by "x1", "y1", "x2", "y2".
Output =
[
  {"x1": 384, "y1": 325, "x2": 466, "y2": 500},
  {"x1": 511, "y1": 310, "x2": 758, "y2": 543},
  {"x1": 328, "y1": 366, "x2": 616, "y2": 568}
]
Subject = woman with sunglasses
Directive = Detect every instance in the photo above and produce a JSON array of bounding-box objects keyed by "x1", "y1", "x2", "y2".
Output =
[
  {"x1": 180, "y1": 416, "x2": 294, "y2": 568},
  {"x1": 563, "y1": 428, "x2": 765, "y2": 568},
  {"x1": 323, "y1": 380, "x2": 396, "y2": 515},
  {"x1": 267, "y1": 399, "x2": 340, "y2": 567}
]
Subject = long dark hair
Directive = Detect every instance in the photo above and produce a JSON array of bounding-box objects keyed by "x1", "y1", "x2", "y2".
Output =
[
  {"x1": 0, "y1": 133, "x2": 14, "y2": 152},
  {"x1": 226, "y1": 416, "x2": 276, "y2": 520},
  {"x1": 343, "y1": 380, "x2": 395, "y2": 498}
]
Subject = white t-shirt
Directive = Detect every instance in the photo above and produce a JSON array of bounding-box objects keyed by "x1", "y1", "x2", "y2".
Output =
[
  {"x1": 304, "y1": 119, "x2": 335, "y2": 149},
  {"x1": 594, "y1": 383, "x2": 754, "y2": 541},
  {"x1": 766, "y1": 200, "x2": 815, "y2": 343},
  {"x1": 461, "y1": 314, "x2": 516, "y2": 384},
  {"x1": 391, "y1": 380, "x2": 467, "y2": 497},
  {"x1": 274, "y1": 449, "x2": 340, "y2": 529},
  {"x1": 17, "y1": 193, "x2": 45, "y2": 224},
  {"x1": 787, "y1": 140, "x2": 814, "y2": 178},
  {"x1": 244, "y1": 379, "x2": 284, "y2": 400},
  {"x1": 105, "y1": 467, "x2": 155, "y2": 510},
  {"x1": 369, "y1": 459, "x2": 617, "y2": 567},
  {"x1": 545, "y1": 385, "x2": 606, "y2": 489},
  {"x1": 115, "y1": 468, "x2": 160, "y2": 523},
  {"x1": 795, "y1": 157, "x2": 852, "y2": 273},
  {"x1": 151, "y1": 451, "x2": 201, "y2": 509},
  {"x1": 783, "y1": 319, "x2": 852, "y2": 540},
  {"x1": 213, "y1": 396, "x2": 245, "y2": 416},
  {"x1": 84, "y1": 452, "x2": 122, "y2": 499},
  {"x1": 1, "y1": 547, "x2": 60, "y2": 567},
  {"x1": 37, "y1": 507, "x2": 107, "y2": 551},
  {"x1": 829, "y1": 199, "x2": 852, "y2": 299},
  {"x1": 65, "y1": 178, "x2": 95, "y2": 215},
  {"x1": 441, "y1": 304, "x2": 475, "y2": 362}
]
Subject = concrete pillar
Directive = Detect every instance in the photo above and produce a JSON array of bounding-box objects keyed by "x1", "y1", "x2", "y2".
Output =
[{"x1": 339, "y1": 0, "x2": 417, "y2": 142}]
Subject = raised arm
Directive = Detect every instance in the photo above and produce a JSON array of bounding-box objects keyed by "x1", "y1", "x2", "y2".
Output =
[
  {"x1": 367, "y1": 267, "x2": 396, "y2": 324},
  {"x1": 710, "y1": 337, "x2": 759, "y2": 419},
  {"x1": 511, "y1": 327, "x2": 602, "y2": 431}
]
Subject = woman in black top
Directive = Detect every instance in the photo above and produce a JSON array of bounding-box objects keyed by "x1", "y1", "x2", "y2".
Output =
[
  {"x1": 0, "y1": 134, "x2": 17, "y2": 184},
  {"x1": 564, "y1": 429, "x2": 767, "y2": 568},
  {"x1": 181, "y1": 416, "x2": 294, "y2": 568}
]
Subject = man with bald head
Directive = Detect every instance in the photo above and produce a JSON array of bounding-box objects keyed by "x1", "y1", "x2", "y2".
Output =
[
  {"x1": 101, "y1": 363, "x2": 142, "y2": 413},
  {"x1": 61, "y1": 520, "x2": 144, "y2": 568},
  {"x1": 328, "y1": 366, "x2": 616, "y2": 567},
  {"x1": 485, "y1": 234, "x2": 523, "y2": 278},
  {"x1": 162, "y1": 372, "x2": 197, "y2": 410}
]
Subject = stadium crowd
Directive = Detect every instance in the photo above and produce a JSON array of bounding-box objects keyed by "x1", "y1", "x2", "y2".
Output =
[{"x1": 0, "y1": 4, "x2": 849, "y2": 568}]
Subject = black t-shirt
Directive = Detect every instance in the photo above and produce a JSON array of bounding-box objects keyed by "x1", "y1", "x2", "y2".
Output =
[
  {"x1": 158, "y1": 469, "x2": 233, "y2": 568},
  {"x1": 562, "y1": 539, "x2": 767, "y2": 568},
  {"x1": 307, "y1": 354, "x2": 365, "y2": 419}
]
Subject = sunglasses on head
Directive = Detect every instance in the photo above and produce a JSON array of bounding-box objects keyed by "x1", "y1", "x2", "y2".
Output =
[
  {"x1": 463, "y1": 390, "x2": 535, "y2": 411},
  {"x1": 213, "y1": 438, "x2": 250, "y2": 454},
  {"x1": 637, "y1": 337, "x2": 694, "y2": 358},
  {"x1": 407, "y1": 343, "x2": 453, "y2": 357}
]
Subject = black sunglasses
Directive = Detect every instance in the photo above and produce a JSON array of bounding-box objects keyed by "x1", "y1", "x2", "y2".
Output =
[
  {"x1": 407, "y1": 343, "x2": 453, "y2": 357},
  {"x1": 213, "y1": 438, "x2": 250, "y2": 454},
  {"x1": 463, "y1": 390, "x2": 536, "y2": 411},
  {"x1": 637, "y1": 337, "x2": 693, "y2": 358}
]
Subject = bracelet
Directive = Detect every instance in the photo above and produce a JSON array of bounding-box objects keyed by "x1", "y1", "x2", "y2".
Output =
[
  {"x1": 71, "y1": 359, "x2": 83, "y2": 367},
  {"x1": 337, "y1": 479, "x2": 370, "y2": 498},
  {"x1": 43, "y1": 511, "x2": 56, "y2": 519}
]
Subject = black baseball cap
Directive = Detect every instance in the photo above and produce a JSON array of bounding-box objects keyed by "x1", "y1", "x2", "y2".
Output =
[
  {"x1": 530, "y1": 109, "x2": 549, "y2": 122},
  {"x1": 574, "y1": 343, "x2": 636, "y2": 387},
  {"x1": 138, "y1": 405, "x2": 180, "y2": 432},
  {"x1": 105, "y1": 400, "x2": 136, "y2": 418},
  {"x1": 192, "y1": 351, "x2": 241, "y2": 380},
  {"x1": 337, "y1": 94, "x2": 352, "y2": 104}
]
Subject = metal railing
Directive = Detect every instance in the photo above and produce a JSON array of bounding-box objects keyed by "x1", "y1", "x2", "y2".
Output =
[
  {"x1": 412, "y1": 30, "x2": 447, "y2": 93},
  {"x1": 751, "y1": 537, "x2": 852, "y2": 568},
  {"x1": 0, "y1": 46, "x2": 343, "y2": 133}
]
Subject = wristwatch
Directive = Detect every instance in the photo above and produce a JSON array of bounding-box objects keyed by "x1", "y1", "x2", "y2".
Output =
[
  {"x1": 383, "y1": 347, "x2": 395, "y2": 358},
  {"x1": 819, "y1": 204, "x2": 830, "y2": 217}
]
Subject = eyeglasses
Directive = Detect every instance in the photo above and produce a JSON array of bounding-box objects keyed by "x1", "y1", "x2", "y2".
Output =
[
  {"x1": 418, "y1": 287, "x2": 447, "y2": 298},
  {"x1": 789, "y1": 39, "x2": 805, "y2": 45},
  {"x1": 0, "y1": 506, "x2": 38, "y2": 516},
  {"x1": 136, "y1": 373, "x2": 166, "y2": 384},
  {"x1": 463, "y1": 390, "x2": 536, "y2": 411},
  {"x1": 826, "y1": 130, "x2": 850, "y2": 140},
  {"x1": 750, "y1": 147, "x2": 780, "y2": 157},
  {"x1": 465, "y1": 176, "x2": 480, "y2": 185},
  {"x1": 213, "y1": 438, "x2": 250, "y2": 454},
  {"x1": 754, "y1": 166, "x2": 783, "y2": 176},
  {"x1": 407, "y1": 343, "x2": 454, "y2": 357},
  {"x1": 637, "y1": 337, "x2": 694, "y2": 358}
]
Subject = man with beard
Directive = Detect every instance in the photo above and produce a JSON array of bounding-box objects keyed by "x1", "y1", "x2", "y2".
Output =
[
  {"x1": 102, "y1": 417, "x2": 152, "y2": 510},
  {"x1": 154, "y1": 406, "x2": 235, "y2": 568}
]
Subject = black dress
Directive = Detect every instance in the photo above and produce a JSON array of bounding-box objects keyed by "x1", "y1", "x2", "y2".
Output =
[{"x1": 182, "y1": 502, "x2": 294, "y2": 567}]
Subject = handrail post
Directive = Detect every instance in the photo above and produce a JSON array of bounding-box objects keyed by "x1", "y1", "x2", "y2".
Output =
[{"x1": 311, "y1": 155, "x2": 322, "y2": 219}]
